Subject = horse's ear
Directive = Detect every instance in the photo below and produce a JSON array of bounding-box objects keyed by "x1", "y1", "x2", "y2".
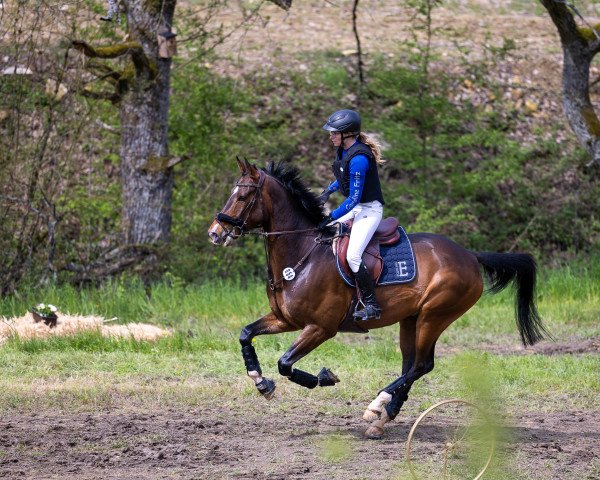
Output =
[
  {"x1": 236, "y1": 156, "x2": 247, "y2": 175},
  {"x1": 244, "y1": 158, "x2": 259, "y2": 178}
]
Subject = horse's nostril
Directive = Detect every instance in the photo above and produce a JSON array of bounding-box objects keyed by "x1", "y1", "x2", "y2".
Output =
[{"x1": 208, "y1": 232, "x2": 221, "y2": 244}]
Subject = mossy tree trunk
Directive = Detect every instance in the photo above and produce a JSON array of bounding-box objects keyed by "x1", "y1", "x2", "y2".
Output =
[
  {"x1": 120, "y1": 0, "x2": 176, "y2": 246},
  {"x1": 73, "y1": 0, "x2": 177, "y2": 276},
  {"x1": 541, "y1": 0, "x2": 600, "y2": 166}
]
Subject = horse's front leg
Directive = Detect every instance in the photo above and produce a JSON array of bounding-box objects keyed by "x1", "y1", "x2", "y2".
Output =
[
  {"x1": 277, "y1": 324, "x2": 339, "y2": 389},
  {"x1": 239, "y1": 312, "x2": 296, "y2": 400}
]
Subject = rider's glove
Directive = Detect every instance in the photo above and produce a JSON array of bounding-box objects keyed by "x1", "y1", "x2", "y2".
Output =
[
  {"x1": 317, "y1": 214, "x2": 334, "y2": 231},
  {"x1": 317, "y1": 188, "x2": 332, "y2": 205}
]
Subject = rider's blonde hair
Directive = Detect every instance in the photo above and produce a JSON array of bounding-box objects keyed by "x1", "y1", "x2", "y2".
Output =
[{"x1": 347, "y1": 132, "x2": 385, "y2": 165}]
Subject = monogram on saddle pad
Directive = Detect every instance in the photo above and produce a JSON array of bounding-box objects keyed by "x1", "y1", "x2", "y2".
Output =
[{"x1": 335, "y1": 217, "x2": 417, "y2": 287}]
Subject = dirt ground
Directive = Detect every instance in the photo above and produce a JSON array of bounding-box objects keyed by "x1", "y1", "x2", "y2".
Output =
[
  {"x1": 0, "y1": 403, "x2": 598, "y2": 480},
  {"x1": 437, "y1": 337, "x2": 600, "y2": 356}
]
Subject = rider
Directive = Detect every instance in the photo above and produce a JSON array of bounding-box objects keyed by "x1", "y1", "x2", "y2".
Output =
[{"x1": 317, "y1": 109, "x2": 385, "y2": 321}]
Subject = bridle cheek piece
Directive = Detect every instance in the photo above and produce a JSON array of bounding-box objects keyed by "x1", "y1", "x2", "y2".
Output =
[{"x1": 214, "y1": 171, "x2": 265, "y2": 239}]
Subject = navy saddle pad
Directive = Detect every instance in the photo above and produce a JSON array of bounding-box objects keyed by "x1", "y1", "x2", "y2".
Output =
[{"x1": 336, "y1": 226, "x2": 417, "y2": 287}]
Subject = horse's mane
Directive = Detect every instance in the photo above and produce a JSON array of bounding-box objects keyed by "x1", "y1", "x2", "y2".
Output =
[{"x1": 261, "y1": 161, "x2": 328, "y2": 224}]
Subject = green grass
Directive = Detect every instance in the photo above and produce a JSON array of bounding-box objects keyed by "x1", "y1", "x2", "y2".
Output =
[
  {"x1": 1, "y1": 278, "x2": 268, "y2": 327},
  {"x1": 0, "y1": 331, "x2": 597, "y2": 414},
  {"x1": 0, "y1": 263, "x2": 598, "y2": 415},
  {"x1": 3, "y1": 261, "x2": 598, "y2": 329}
]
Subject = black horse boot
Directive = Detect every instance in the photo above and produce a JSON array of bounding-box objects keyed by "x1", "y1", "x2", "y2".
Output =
[{"x1": 353, "y1": 261, "x2": 382, "y2": 321}]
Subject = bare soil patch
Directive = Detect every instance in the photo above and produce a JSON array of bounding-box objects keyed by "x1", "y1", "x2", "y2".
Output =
[
  {"x1": 1, "y1": 404, "x2": 598, "y2": 479},
  {"x1": 437, "y1": 336, "x2": 600, "y2": 356}
]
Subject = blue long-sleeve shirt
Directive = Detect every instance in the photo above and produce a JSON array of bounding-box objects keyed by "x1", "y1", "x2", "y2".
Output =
[{"x1": 327, "y1": 149, "x2": 370, "y2": 220}]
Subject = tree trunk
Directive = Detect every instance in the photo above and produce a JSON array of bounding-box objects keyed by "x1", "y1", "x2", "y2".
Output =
[
  {"x1": 560, "y1": 39, "x2": 600, "y2": 164},
  {"x1": 120, "y1": 0, "x2": 176, "y2": 245},
  {"x1": 541, "y1": 0, "x2": 600, "y2": 165}
]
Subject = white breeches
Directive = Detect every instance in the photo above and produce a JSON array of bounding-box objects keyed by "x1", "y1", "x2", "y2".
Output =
[{"x1": 335, "y1": 200, "x2": 383, "y2": 273}]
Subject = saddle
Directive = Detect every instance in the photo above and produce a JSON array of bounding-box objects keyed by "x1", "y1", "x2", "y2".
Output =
[{"x1": 335, "y1": 217, "x2": 401, "y2": 283}]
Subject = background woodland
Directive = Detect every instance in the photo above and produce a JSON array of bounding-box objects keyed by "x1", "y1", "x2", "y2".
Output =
[{"x1": 1, "y1": 0, "x2": 599, "y2": 294}]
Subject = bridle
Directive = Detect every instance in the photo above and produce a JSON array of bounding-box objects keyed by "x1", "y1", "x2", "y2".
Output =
[
  {"x1": 213, "y1": 169, "x2": 339, "y2": 291},
  {"x1": 214, "y1": 170, "x2": 266, "y2": 239},
  {"x1": 214, "y1": 169, "x2": 324, "y2": 239}
]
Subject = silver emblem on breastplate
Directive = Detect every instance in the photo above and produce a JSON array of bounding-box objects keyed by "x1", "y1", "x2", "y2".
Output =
[{"x1": 283, "y1": 267, "x2": 296, "y2": 281}]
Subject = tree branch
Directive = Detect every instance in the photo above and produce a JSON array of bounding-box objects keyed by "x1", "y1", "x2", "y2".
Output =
[
  {"x1": 64, "y1": 244, "x2": 160, "y2": 284},
  {"x1": 540, "y1": 0, "x2": 586, "y2": 47},
  {"x1": 72, "y1": 40, "x2": 143, "y2": 59},
  {"x1": 352, "y1": 0, "x2": 364, "y2": 86},
  {"x1": 80, "y1": 89, "x2": 121, "y2": 104},
  {"x1": 72, "y1": 40, "x2": 154, "y2": 79}
]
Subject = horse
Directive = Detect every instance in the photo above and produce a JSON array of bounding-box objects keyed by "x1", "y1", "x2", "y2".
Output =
[{"x1": 208, "y1": 159, "x2": 548, "y2": 439}]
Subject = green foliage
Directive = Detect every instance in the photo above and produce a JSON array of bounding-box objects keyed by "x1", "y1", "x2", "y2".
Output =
[
  {"x1": 360, "y1": 55, "x2": 599, "y2": 256},
  {"x1": 1, "y1": 3, "x2": 598, "y2": 290}
]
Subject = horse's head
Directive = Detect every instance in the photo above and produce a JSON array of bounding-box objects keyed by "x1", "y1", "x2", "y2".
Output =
[{"x1": 208, "y1": 158, "x2": 266, "y2": 246}]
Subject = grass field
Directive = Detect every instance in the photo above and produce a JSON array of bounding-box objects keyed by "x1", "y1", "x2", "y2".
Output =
[
  {"x1": 0, "y1": 262, "x2": 598, "y2": 414},
  {"x1": 0, "y1": 263, "x2": 598, "y2": 479}
]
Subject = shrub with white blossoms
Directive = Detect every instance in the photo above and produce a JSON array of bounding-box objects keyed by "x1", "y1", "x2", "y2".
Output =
[{"x1": 34, "y1": 303, "x2": 58, "y2": 316}]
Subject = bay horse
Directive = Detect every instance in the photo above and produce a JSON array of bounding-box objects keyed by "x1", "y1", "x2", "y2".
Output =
[{"x1": 208, "y1": 159, "x2": 547, "y2": 439}]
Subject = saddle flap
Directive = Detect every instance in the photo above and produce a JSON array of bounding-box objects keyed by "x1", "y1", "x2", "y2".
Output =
[{"x1": 336, "y1": 226, "x2": 383, "y2": 283}]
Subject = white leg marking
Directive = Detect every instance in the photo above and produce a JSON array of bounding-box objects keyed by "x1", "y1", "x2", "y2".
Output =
[
  {"x1": 363, "y1": 391, "x2": 392, "y2": 421},
  {"x1": 368, "y1": 391, "x2": 392, "y2": 412},
  {"x1": 248, "y1": 370, "x2": 264, "y2": 385}
]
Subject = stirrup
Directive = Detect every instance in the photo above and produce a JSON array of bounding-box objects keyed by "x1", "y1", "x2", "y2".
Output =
[{"x1": 354, "y1": 302, "x2": 381, "y2": 321}]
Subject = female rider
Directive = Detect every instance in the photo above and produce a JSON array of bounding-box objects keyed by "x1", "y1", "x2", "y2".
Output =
[{"x1": 318, "y1": 109, "x2": 386, "y2": 321}]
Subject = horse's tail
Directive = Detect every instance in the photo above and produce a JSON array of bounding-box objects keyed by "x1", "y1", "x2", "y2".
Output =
[{"x1": 475, "y1": 252, "x2": 549, "y2": 346}]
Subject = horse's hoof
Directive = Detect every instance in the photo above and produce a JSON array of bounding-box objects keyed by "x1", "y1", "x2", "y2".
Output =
[
  {"x1": 263, "y1": 387, "x2": 276, "y2": 401},
  {"x1": 256, "y1": 378, "x2": 276, "y2": 400},
  {"x1": 364, "y1": 425, "x2": 384, "y2": 439},
  {"x1": 362, "y1": 409, "x2": 381, "y2": 422},
  {"x1": 317, "y1": 367, "x2": 339, "y2": 387}
]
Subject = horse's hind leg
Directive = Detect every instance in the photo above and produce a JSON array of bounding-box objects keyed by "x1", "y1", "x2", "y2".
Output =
[
  {"x1": 239, "y1": 312, "x2": 297, "y2": 399},
  {"x1": 364, "y1": 309, "x2": 462, "y2": 439},
  {"x1": 363, "y1": 316, "x2": 417, "y2": 422}
]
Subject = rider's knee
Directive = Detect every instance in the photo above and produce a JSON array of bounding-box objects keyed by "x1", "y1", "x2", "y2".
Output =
[{"x1": 346, "y1": 251, "x2": 361, "y2": 273}]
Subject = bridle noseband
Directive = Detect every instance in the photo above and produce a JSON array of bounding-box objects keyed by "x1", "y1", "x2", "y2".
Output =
[{"x1": 214, "y1": 171, "x2": 266, "y2": 239}]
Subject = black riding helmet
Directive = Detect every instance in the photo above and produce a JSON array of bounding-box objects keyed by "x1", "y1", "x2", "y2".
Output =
[{"x1": 322, "y1": 109, "x2": 361, "y2": 133}]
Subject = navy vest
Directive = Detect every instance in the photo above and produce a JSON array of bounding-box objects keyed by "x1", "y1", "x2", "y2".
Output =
[{"x1": 332, "y1": 142, "x2": 385, "y2": 205}]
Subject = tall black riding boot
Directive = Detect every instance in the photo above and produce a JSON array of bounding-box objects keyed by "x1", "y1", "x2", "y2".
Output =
[{"x1": 353, "y1": 261, "x2": 382, "y2": 321}]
